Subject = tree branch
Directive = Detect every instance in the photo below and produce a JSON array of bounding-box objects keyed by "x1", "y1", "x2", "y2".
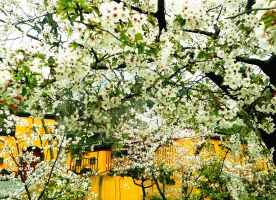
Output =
[
  {"x1": 155, "y1": 0, "x2": 166, "y2": 38},
  {"x1": 226, "y1": 6, "x2": 276, "y2": 19},
  {"x1": 236, "y1": 56, "x2": 265, "y2": 66},
  {"x1": 113, "y1": 0, "x2": 150, "y2": 15},
  {"x1": 245, "y1": 0, "x2": 256, "y2": 11},
  {"x1": 41, "y1": 118, "x2": 54, "y2": 160},
  {"x1": 113, "y1": 0, "x2": 166, "y2": 39},
  {"x1": 205, "y1": 70, "x2": 276, "y2": 164},
  {"x1": 37, "y1": 134, "x2": 65, "y2": 200},
  {"x1": 14, "y1": 24, "x2": 41, "y2": 41},
  {"x1": 183, "y1": 29, "x2": 216, "y2": 38},
  {"x1": 14, "y1": 12, "x2": 56, "y2": 26},
  {"x1": 90, "y1": 63, "x2": 126, "y2": 70},
  {"x1": 205, "y1": 72, "x2": 238, "y2": 100},
  {"x1": 236, "y1": 55, "x2": 276, "y2": 85}
]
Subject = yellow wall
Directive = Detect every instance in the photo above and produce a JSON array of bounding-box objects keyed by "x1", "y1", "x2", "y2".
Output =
[
  {"x1": 0, "y1": 117, "x2": 56, "y2": 172},
  {"x1": 91, "y1": 176, "x2": 142, "y2": 200},
  {"x1": 67, "y1": 150, "x2": 113, "y2": 174},
  {"x1": 0, "y1": 117, "x2": 269, "y2": 200},
  {"x1": 89, "y1": 138, "x2": 268, "y2": 200},
  {"x1": 0, "y1": 136, "x2": 18, "y2": 171}
]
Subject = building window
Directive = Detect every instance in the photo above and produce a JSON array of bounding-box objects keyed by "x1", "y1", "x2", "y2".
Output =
[
  {"x1": 76, "y1": 159, "x2": 81, "y2": 167},
  {"x1": 90, "y1": 157, "x2": 96, "y2": 165},
  {"x1": 0, "y1": 158, "x2": 3, "y2": 165}
]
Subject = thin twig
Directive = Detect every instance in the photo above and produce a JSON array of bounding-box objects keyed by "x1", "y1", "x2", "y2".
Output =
[
  {"x1": 41, "y1": 118, "x2": 54, "y2": 160},
  {"x1": 37, "y1": 134, "x2": 66, "y2": 200},
  {"x1": 183, "y1": 29, "x2": 215, "y2": 37},
  {"x1": 207, "y1": 5, "x2": 222, "y2": 13},
  {"x1": 226, "y1": 7, "x2": 276, "y2": 19},
  {"x1": 14, "y1": 12, "x2": 56, "y2": 25}
]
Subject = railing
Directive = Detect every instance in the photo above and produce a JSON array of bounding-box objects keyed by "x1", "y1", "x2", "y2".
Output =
[{"x1": 70, "y1": 157, "x2": 98, "y2": 173}]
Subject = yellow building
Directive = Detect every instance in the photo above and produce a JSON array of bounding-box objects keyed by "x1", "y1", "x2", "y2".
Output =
[
  {"x1": 87, "y1": 138, "x2": 269, "y2": 200},
  {"x1": 68, "y1": 150, "x2": 113, "y2": 174},
  {"x1": 0, "y1": 115, "x2": 56, "y2": 174},
  {"x1": 81, "y1": 138, "x2": 233, "y2": 200},
  {"x1": 0, "y1": 116, "x2": 270, "y2": 199}
]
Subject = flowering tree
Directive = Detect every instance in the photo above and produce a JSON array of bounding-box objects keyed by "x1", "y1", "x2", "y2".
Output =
[
  {"x1": 165, "y1": 138, "x2": 276, "y2": 200},
  {"x1": 0, "y1": 0, "x2": 276, "y2": 199},
  {"x1": 0, "y1": 115, "x2": 92, "y2": 199},
  {"x1": 112, "y1": 117, "x2": 276, "y2": 200},
  {"x1": 110, "y1": 113, "x2": 174, "y2": 200}
]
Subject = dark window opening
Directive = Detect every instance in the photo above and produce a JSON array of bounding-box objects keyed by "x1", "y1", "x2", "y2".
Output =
[
  {"x1": 76, "y1": 159, "x2": 81, "y2": 166},
  {"x1": 90, "y1": 157, "x2": 96, "y2": 165}
]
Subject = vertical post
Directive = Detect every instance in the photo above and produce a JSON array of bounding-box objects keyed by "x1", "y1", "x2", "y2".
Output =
[{"x1": 41, "y1": 118, "x2": 54, "y2": 160}]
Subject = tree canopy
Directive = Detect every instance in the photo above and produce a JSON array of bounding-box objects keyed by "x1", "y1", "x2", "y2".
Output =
[{"x1": 0, "y1": 0, "x2": 276, "y2": 198}]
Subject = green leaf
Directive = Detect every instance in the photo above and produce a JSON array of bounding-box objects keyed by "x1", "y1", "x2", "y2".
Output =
[
  {"x1": 120, "y1": 32, "x2": 130, "y2": 45},
  {"x1": 22, "y1": 87, "x2": 28, "y2": 96},
  {"x1": 90, "y1": 5, "x2": 100, "y2": 16},
  {"x1": 147, "y1": 15, "x2": 156, "y2": 27},
  {"x1": 16, "y1": 71, "x2": 25, "y2": 81},
  {"x1": 27, "y1": 75, "x2": 37, "y2": 88},
  {"x1": 175, "y1": 15, "x2": 186, "y2": 27},
  {"x1": 135, "y1": 33, "x2": 143, "y2": 41},
  {"x1": 57, "y1": 0, "x2": 90, "y2": 22},
  {"x1": 202, "y1": 169, "x2": 210, "y2": 175},
  {"x1": 23, "y1": 65, "x2": 30, "y2": 73}
]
